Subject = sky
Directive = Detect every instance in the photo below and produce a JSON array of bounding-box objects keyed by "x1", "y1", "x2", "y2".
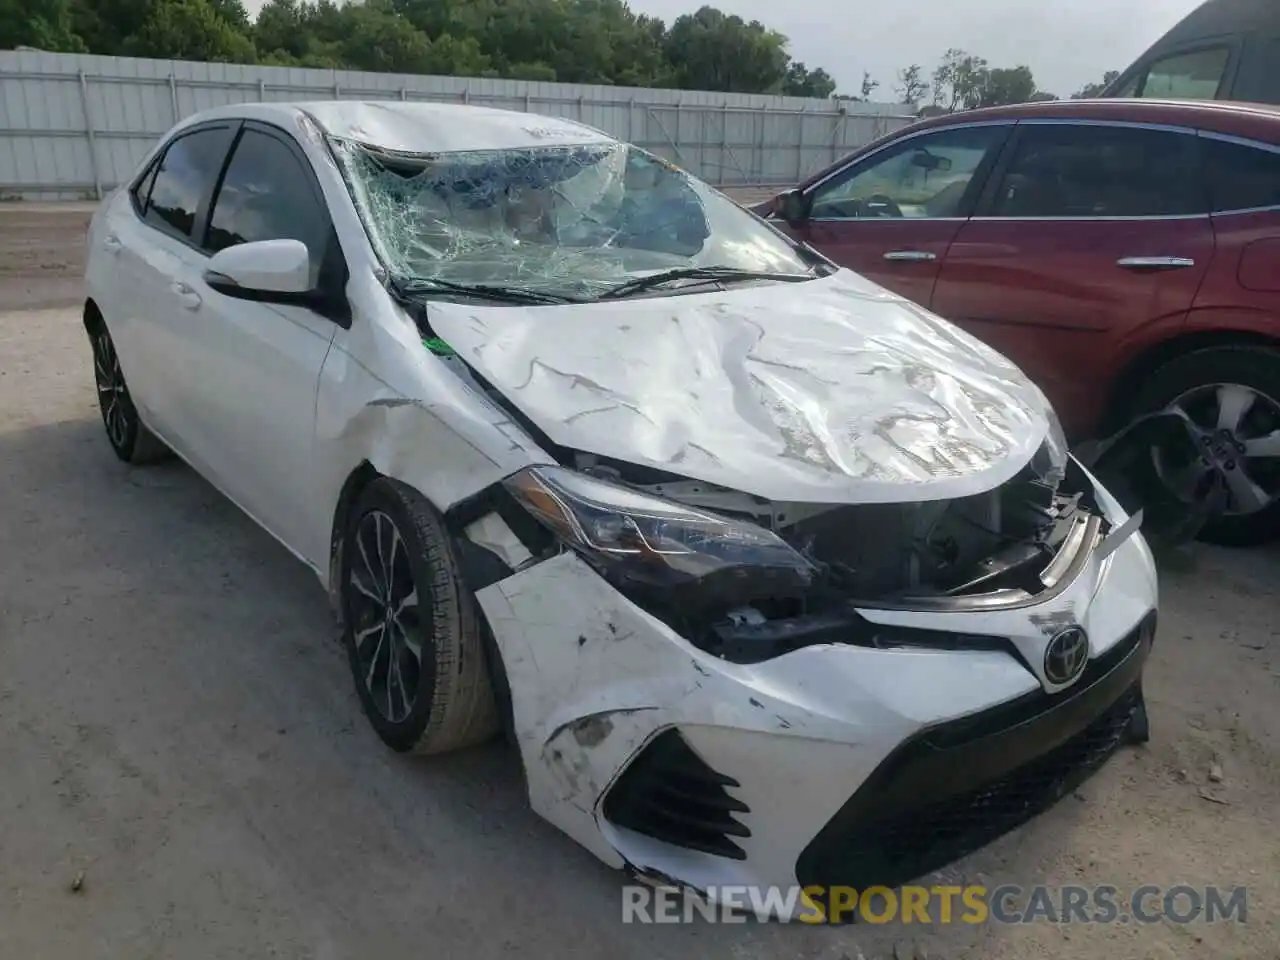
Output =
[{"x1": 240, "y1": 0, "x2": 1205, "y2": 100}]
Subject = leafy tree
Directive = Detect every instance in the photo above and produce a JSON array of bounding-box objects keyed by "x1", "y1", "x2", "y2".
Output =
[
  {"x1": 663, "y1": 6, "x2": 790, "y2": 93},
  {"x1": 1, "y1": 0, "x2": 86, "y2": 51},
  {"x1": 932, "y1": 48, "x2": 989, "y2": 112},
  {"x1": 337, "y1": 0, "x2": 435, "y2": 74},
  {"x1": 914, "y1": 52, "x2": 1055, "y2": 110},
  {"x1": 1074, "y1": 70, "x2": 1120, "y2": 99},
  {"x1": 978, "y1": 65, "x2": 1036, "y2": 107},
  {"x1": 18, "y1": 0, "x2": 843, "y2": 98},
  {"x1": 124, "y1": 0, "x2": 256, "y2": 62},
  {"x1": 70, "y1": 0, "x2": 155, "y2": 54},
  {"x1": 206, "y1": 0, "x2": 247, "y2": 29},
  {"x1": 781, "y1": 61, "x2": 836, "y2": 98},
  {"x1": 894, "y1": 64, "x2": 927, "y2": 106}
]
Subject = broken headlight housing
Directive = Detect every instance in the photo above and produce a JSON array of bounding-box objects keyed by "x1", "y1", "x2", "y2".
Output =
[{"x1": 503, "y1": 466, "x2": 817, "y2": 616}]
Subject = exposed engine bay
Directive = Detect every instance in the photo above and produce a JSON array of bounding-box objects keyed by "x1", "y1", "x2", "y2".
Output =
[
  {"x1": 630, "y1": 455, "x2": 1083, "y2": 602},
  {"x1": 427, "y1": 341, "x2": 1109, "y2": 663},
  {"x1": 568, "y1": 446, "x2": 1103, "y2": 657}
]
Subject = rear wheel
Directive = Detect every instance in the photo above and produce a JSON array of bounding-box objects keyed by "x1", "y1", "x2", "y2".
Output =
[
  {"x1": 1132, "y1": 346, "x2": 1280, "y2": 547},
  {"x1": 340, "y1": 477, "x2": 498, "y2": 754},
  {"x1": 88, "y1": 320, "x2": 170, "y2": 464}
]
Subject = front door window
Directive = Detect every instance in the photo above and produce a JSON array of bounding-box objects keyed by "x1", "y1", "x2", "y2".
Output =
[{"x1": 809, "y1": 126, "x2": 1007, "y2": 221}]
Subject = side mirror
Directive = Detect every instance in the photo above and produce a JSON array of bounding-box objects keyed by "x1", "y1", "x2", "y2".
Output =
[
  {"x1": 204, "y1": 239, "x2": 312, "y2": 300},
  {"x1": 777, "y1": 188, "x2": 810, "y2": 225}
]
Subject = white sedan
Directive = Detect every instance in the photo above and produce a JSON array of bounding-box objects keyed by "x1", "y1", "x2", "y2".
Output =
[{"x1": 84, "y1": 100, "x2": 1158, "y2": 915}]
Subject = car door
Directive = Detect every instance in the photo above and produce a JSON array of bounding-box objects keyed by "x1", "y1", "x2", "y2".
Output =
[
  {"x1": 779, "y1": 123, "x2": 1012, "y2": 307},
  {"x1": 174, "y1": 123, "x2": 343, "y2": 556},
  {"x1": 931, "y1": 120, "x2": 1215, "y2": 441},
  {"x1": 99, "y1": 123, "x2": 239, "y2": 440}
]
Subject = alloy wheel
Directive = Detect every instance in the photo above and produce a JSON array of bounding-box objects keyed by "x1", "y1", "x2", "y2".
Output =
[
  {"x1": 348, "y1": 509, "x2": 424, "y2": 724},
  {"x1": 1152, "y1": 382, "x2": 1280, "y2": 517},
  {"x1": 92, "y1": 330, "x2": 131, "y2": 450}
]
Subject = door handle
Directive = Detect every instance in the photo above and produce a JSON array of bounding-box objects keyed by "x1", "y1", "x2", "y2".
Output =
[
  {"x1": 170, "y1": 281, "x2": 202, "y2": 311},
  {"x1": 1116, "y1": 256, "x2": 1195, "y2": 270},
  {"x1": 883, "y1": 250, "x2": 937, "y2": 262},
  {"x1": 102, "y1": 234, "x2": 122, "y2": 255}
]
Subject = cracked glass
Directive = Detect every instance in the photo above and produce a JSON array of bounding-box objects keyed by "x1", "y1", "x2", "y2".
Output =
[{"x1": 331, "y1": 138, "x2": 811, "y2": 299}]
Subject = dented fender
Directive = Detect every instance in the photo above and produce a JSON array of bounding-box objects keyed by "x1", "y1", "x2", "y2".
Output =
[{"x1": 310, "y1": 284, "x2": 555, "y2": 587}]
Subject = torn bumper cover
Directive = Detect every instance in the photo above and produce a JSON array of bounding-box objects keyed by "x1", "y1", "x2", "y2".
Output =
[{"x1": 466, "y1": 458, "x2": 1157, "y2": 916}]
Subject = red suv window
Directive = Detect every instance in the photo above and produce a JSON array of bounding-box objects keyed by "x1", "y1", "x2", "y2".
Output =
[{"x1": 987, "y1": 124, "x2": 1202, "y2": 218}]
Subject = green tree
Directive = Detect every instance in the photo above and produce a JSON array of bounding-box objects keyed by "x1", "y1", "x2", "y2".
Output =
[
  {"x1": 781, "y1": 61, "x2": 836, "y2": 98},
  {"x1": 978, "y1": 64, "x2": 1037, "y2": 107},
  {"x1": 33, "y1": 0, "x2": 841, "y2": 97},
  {"x1": 894, "y1": 64, "x2": 927, "y2": 106},
  {"x1": 931, "y1": 48, "x2": 989, "y2": 112},
  {"x1": 1074, "y1": 70, "x2": 1120, "y2": 99},
  {"x1": 0, "y1": 0, "x2": 86, "y2": 51},
  {"x1": 663, "y1": 6, "x2": 790, "y2": 93},
  {"x1": 124, "y1": 0, "x2": 256, "y2": 62},
  {"x1": 70, "y1": 0, "x2": 154, "y2": 55},
  {"x1": 338, "y1": 0, "x2": 434, "y2": 74}
]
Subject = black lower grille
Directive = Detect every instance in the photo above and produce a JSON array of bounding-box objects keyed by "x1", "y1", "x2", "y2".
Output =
[
  {"x1": 797, "y1": 685, "x2": 1141, "y2": 891},
  {"x1": 603, "y1": 729, "x2": 751, "y2": 860}
]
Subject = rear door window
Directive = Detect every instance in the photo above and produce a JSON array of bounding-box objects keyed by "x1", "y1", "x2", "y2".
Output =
[
  {"x1": 143, "y1": 128, "x2": 235, "y2": 241},
  {"x1": 1140, "y1": 47, "x2": 1231, "y2": 99},
  {"x1": 203, "y1": 128, "x2": 331, "y2": 285},
  {"x1": 1203, "y1": 136, "x2": 1280, "y2": 213},
  {"x1": 986, "y1": 124, "x2": 1203, "y2": 218}
]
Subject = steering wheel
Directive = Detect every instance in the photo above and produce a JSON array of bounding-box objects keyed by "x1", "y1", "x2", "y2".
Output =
[{"x1": 863, "y1": 194, "x2": 904, "y2": 218}]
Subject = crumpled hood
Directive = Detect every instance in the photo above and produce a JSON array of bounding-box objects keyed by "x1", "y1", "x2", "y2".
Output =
[{"x1": 428, "y1": 271, "x2": 1052, "y2": 504}]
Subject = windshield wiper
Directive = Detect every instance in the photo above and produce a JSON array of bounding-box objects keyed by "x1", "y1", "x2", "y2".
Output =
[
  {"x1": 395, "y1": 276, "x2": 584, "y2": 305},
  {"x1": 596, "y1": 266, "x2": 814, "y2": 301}
]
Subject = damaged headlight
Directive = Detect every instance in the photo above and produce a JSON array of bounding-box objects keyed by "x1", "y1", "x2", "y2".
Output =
[{"x1": 503, "y1": 466, "x2": 817, "y2": 615}]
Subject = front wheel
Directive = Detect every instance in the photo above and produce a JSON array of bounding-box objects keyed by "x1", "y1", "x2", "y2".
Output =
[
  {"x1": 340, "y1": 477, "x2": 498, "y2": 754},
  {"x1": 1132, "y1": 346, "x2": 1280, "y2": 547}
]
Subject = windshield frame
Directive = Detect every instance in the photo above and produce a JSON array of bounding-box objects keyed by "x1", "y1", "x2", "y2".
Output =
[{"x1": 327, "y1": 134, "x2": 819, "y2": 302}]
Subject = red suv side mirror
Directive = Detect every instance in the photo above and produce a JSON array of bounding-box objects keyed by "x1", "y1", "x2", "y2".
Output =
[{"x1": 777, "y1": 189, "x2": 810, "y2": 225}]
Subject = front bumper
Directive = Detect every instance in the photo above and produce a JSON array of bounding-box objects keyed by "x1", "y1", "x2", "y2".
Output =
[
  {"x1": 473, "y1": 462, "x2": 1158, "y2": 912},
  {"x1": 796, "y1": 616, "x2": 1151, "y2": 894}
]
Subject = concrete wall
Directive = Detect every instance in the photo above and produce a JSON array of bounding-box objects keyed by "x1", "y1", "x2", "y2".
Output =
[{"x1": 0, "y1": 50, "x2": 913, "y2": 201}]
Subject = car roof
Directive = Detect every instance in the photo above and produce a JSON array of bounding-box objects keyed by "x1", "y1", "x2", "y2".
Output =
[
  {"x1": 175, "y1": 100, "x2": 616, "y2": 154},
  {"x1": 800, "y1": 97, "x2": 1280, "y2": 190},
  {"x1": 922, "y1": 97, "x2": 1280, "y2": 132}
]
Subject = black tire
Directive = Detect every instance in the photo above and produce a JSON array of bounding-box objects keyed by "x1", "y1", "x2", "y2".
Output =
[
  {"x1": 88, "y1": 320, "x2": 170, "y2": 465},
  {"x1": 340, "y1": 477, "x2": 498, "y2": 754},
  {"x1": 1130, "y1": 345, "x2": 1280, "y2": 547}
]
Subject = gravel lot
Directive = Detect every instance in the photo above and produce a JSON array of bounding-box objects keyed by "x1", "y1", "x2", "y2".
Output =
[{"x1": 1, "y1": 201, "x2": 1278, "y2": 960}]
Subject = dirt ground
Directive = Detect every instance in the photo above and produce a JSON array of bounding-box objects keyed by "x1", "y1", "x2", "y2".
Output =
[{"x1": 1, "y1": 202, "x2": 1278, "y2": 960}]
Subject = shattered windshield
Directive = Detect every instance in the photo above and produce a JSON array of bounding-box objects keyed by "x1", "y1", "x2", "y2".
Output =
[{"x1": 331, "y1": 137, "x2": 814, "y2": 301}]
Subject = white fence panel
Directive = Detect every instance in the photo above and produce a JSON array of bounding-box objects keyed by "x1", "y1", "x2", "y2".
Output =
[{"x1": 0, "y1": 50, "x2": 913, "y2": 201}]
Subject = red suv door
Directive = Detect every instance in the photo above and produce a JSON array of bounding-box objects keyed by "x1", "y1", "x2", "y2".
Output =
[
  {"x1": 776, "y1": 123, "x2": 1012, "y2": 307},
  {"x1": 930, "y1": 120, "x2": 1215, "y2": 440}
]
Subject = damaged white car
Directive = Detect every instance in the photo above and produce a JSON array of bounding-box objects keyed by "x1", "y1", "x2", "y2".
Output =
[{"x1": 84, "y1": 101, "x2": 1158, "y2": 911}]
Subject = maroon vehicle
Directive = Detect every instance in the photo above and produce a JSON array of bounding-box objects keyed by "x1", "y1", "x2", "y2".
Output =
[{"x1": 757, "y1": 98, "x2": 1280, "y2": 546}]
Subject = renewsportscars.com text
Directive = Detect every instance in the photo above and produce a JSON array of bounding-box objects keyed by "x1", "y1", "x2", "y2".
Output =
[{"x1": 622, "y1": 883, "x2": 1249, "y2": 925}]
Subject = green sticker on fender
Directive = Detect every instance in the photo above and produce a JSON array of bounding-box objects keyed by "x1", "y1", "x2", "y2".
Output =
[{"x1": 423, "y1": 337, "x2": 455, "y2": 356}]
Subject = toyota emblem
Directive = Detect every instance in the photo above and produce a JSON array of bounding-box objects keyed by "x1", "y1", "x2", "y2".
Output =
[{"x1": 1044, "y1": 627, "x2": 1090, "y2": 685}]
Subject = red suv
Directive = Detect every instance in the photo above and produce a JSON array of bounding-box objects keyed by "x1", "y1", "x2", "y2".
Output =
[{"x1": 758, "y1": 98, "x2": 1280, "y2": 546}]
